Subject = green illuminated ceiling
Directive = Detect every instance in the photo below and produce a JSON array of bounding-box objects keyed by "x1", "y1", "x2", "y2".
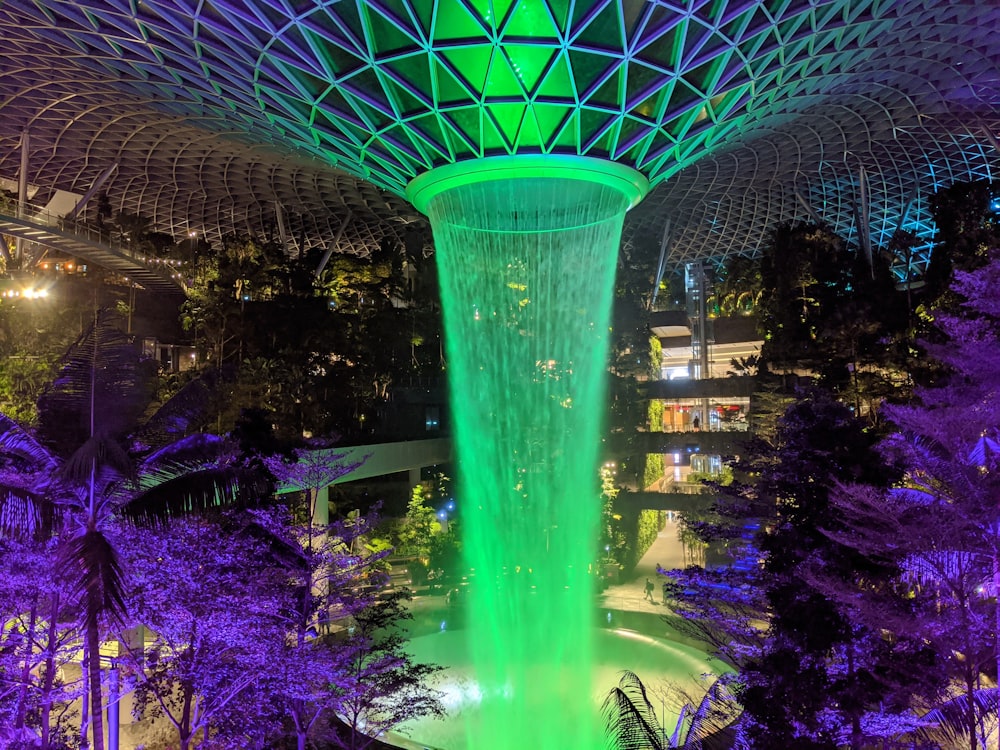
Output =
[
  {"x1": 250, "y1": 0, "x2": 886, "y2": 192},
  {"x1": 0, "y1": 1, "x2": 999, "y2": 269}
]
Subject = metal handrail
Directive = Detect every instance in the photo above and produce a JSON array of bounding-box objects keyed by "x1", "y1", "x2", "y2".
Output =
[{"x1": 0, "y1": 199, "x2": 187, "y2": 285}]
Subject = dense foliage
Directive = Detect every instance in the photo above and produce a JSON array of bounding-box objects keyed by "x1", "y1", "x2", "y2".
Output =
[
  {"x1": 175, "y1": 233, "x2": 442, "y2": 442},
  {"x1": 0, "y1": 315, "x2": 444, "y2": 749},
  {"x1": 644, "y1": 183, "x2": 1000, "y2": 750}
]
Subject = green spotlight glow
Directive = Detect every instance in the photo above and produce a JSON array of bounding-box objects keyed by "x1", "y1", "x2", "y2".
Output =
[{"x1": 410, "y1": 156, "x2": 647, "y2": 750}]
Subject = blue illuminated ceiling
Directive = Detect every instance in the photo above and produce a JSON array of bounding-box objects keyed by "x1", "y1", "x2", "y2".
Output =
[{"x1": 0, "y1": 0, "x2": 998, "y2": 272}]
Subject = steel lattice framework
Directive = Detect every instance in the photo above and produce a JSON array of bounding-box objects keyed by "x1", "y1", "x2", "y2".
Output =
[{"x1": 0, "y1": 0, "x2": 998, "y2": 273}]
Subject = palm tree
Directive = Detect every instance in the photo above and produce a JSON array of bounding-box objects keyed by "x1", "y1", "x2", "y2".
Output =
[
  {"x1": 0, "y1": 311, "x2": 273, "y2": 750},
  {"x1": 601, "y1": 670, "x2": 745, "y2": 750}
]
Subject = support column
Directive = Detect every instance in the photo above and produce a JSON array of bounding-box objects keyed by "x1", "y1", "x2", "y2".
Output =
[
  {"x1": 107, "y1": 665, "x2": 119, "y2": 750},
  {"x1": 66, "y1": 163, "x2": 118, "y2": 221},
  {"x1": 314, "y1": 209, "x2": 353, "y2": 277},
  {"x1": 311, "y1": 485, "x2": 329, "y2": 527},
  {"x1": 16, "y1": 129, "x2": 29, "y2": 264},
  {"x1": 648, "y1": 217, "x2": 672, "y2": 311}
]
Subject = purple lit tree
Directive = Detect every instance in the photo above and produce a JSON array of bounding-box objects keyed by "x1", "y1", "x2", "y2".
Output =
[
  {"x1": 328, "y1": 587, "x2": 445, "y2": 750},
  {"x1": 0, "y1": 312, "x2": 273, "y2": 750},
  {"x1": 664, "y1": 390, "x2": 938, "y2": 749},
  {"x1": 236, "y1": 465, "x2": 443, "y2": 750},
  {"x1": 0, "y1": 538, "x2": 82, "y2": 749},
  {"x1": 117, "y1": 516, "x2": 289, "y2": 749},
  {"x1": 827, "y1": 255, "x2": 1000, "y2": 750},
  {"x1": 258, "y1": 507, "x2": 392, "y2": 750}
]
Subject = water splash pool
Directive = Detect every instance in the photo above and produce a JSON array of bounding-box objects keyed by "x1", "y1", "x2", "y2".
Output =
[{"x1": 389, "y1": 620, "x2": 724, "y2": 750}]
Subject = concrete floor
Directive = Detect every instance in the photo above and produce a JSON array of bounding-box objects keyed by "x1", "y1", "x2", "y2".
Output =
[{"x1": 597, "y1": 516, "x2": 691, "y2": 613}]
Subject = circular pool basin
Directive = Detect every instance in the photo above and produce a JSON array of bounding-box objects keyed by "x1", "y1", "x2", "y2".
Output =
[{"x1": 388, "y1": 622, "x2": 723, "y2": 750}]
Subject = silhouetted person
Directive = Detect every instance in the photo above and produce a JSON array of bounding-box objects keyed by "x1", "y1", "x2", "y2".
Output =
[
  {"x1": 692, "y1": 415, "x2": 700, "y2": 431},
  {"x1": 644, "y1": 578, "x2": 655, "y2": 601}
]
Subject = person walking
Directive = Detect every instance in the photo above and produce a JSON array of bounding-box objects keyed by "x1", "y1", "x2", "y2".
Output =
[{"x1": 643, "y1": 577, "x2": 655, "y2": 602}]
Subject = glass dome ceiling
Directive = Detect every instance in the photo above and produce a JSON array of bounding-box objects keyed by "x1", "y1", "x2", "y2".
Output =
[{"x1": 0, "y1": 0, "x2": 998, "y2": 273}]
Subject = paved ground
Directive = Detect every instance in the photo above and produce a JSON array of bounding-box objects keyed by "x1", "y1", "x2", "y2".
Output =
[{"x1": 598, "y1": 515, "x2": 689, "y2": 613}]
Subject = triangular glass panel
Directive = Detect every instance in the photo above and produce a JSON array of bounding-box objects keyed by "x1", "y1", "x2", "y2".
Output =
[
  {"x1": 276, "y1": 61, "x2": 331, "y2": 103},
  {"x1": 368, "y1": 0, "x2": 424, "y2": 40},
  {"x1": 575, "y1": 1, "x2": 624, "y2": 52},
  {"x1": 477, "y1": 107, "x2": 506, "y2": 153},
  {"x1": 634, "y1": 4, "x2": 686, "y2": 56},
  {"x1": 516, "y1": 106, "x2": 543, "y2": 149},
  {"x1": 382, "y1": 140, "x2": 424, "y2": 174},
  {"x1": 303, "y1": 26, "x2": 366, "y2": 77},
  {"x1": 621, "y1": 0, "x2": 652, "y2": 38},
  {"x1": 587, "y1": 119, "x2": 618, "y2": 157},
  {"x1": 709, "y1": 85, "x2": 752, "y2": 123},
  {"x1": 384, "y1": 57, "x2": 434, "y2": 100},
  {"x1": 552, "y1": 109, "x2": 579, "y2": 150},
  {"x1": 715, "y1": 56, "x2": 752, "y2": 91},
  {"x1": 434, "y1": 57, "x2": 477, "y2": 103},
  {"x1": 363, "y1": 150, "x2": 411, "y2": 187},
  {"x1": 703, "y1": 119, "x2": 740, "y2": 148},
  {"x1": 681, "y1": 59, "x2": 720, "y2": 97},
  {"x1": 630, "y1": 81, "x2": 668, "y2": 121},
  {"x1": 363, "y1": 5, "x2": 420, "y2": 55},
  {"x1": 719, "y1": 6, "x2": 756, "y2": 42},
  {"x1": 569, "y1": 0, "x2": 605, "y2": 38},
  {"x1": 579, "y1": 107, "x2": 614, "y2": 150},
  {"x1": 435, "y1": 1, "x2": 489, "y2": 40},
  {"x1": 443, "y1": 107, "x2": 483, "y2": 154},
  {"x1": 676, "y1": 128, "x2": 711, "y2": 162},
  {"x1": 409, "y1": 115, "x2": 454, "y2": 160},
  {"x1": 619, "y1": 131, "x2": 655, "y2": 167},
  {"x1": 332, "y1": 3, "x2": 366, "y2": 47},
  {"x1": 636, "y1": 21, "x2": 682, "y2": 71},
  {"x1": 343, "y1": 91, "x2": 394, "y2": 131},
  {"x1": 397, "y1": 129, "x2": 437, "y2": 170},
  {"x1": 641, "y1": 138, "x2": 679, "y2": 178},
  {"x1": 534, "y1": 52, "x2": 576, "y2": 100},
  {"x1": 547, "y1": 0, "x2": 572, "y2": 33},
  {"x1": 502, "y1": 0, "x2": 559, "y2": 38},
  {"x1": 531, "y1": 103, "x2": 570, "y2": 148},
  {"x1": 275, "y1": 26, "x2": 330, "y2": 78},
  {"x1": 502, "y1": 45, "x2": 556, "y2": 94},
  {"x1": 568, "y1": 49, "x2": 616, "y2": 99},
  {"x1": 484, "y1": 50, "x2": 524, "y2": 99},
  {"x1": 316, "y1": 88, "x2": 364, "y2": 125},
  {"x1": 625, "y1": 60, "x2": 666, "y2": 106},
  {"x1": 345, "y1": 67, "x2": 393, "y2": 110},
  {"x1": 487, "y1": 102, "x2": 526, "y2": 147},
  {"x1": 587, "y1": 69, "x2": 621, "y2": 109},
  {"x1": 382, "y1": 72, "x2": 430, "y2": 115},
  {"x1": 408, "y1": 0, "x2": 434, "y2": 38},
  {"x1": 614, "y1": 116, "x2": 652, "y2": 159},
  {"x1": 442, "y1": 45, "x2": 494, "y2": 92},
  {"x1": 314, "y1": 108, "x2": 363, "y2": 144}
]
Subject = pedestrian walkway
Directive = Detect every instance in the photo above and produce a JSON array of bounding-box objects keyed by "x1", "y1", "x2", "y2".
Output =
[{"x1": 598, "y1": 517, "x2": 689, "y2": 613}]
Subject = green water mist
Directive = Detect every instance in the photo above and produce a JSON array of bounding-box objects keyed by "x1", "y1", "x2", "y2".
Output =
[{"x1": 424, "y1": 170, "x2": 634, "y2": 750}]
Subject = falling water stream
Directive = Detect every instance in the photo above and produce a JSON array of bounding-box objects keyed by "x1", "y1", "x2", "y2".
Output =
[{"x1": 426, "y1": 175, "x2": 631, "y2": 750}]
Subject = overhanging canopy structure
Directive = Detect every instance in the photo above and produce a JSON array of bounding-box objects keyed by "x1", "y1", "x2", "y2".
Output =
[{"x1": 0, "y1": 0, "x2": 998, "y2": 274}]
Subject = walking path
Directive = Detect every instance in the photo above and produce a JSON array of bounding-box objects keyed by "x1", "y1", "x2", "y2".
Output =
[{"x1": 598, "y1": 516, "x2": 689, "y2": 613}]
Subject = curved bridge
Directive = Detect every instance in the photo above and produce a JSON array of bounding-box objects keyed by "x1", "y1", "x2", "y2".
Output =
[{"x1": 0, "y1": 207, "x2": 186, "y2": 299}]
